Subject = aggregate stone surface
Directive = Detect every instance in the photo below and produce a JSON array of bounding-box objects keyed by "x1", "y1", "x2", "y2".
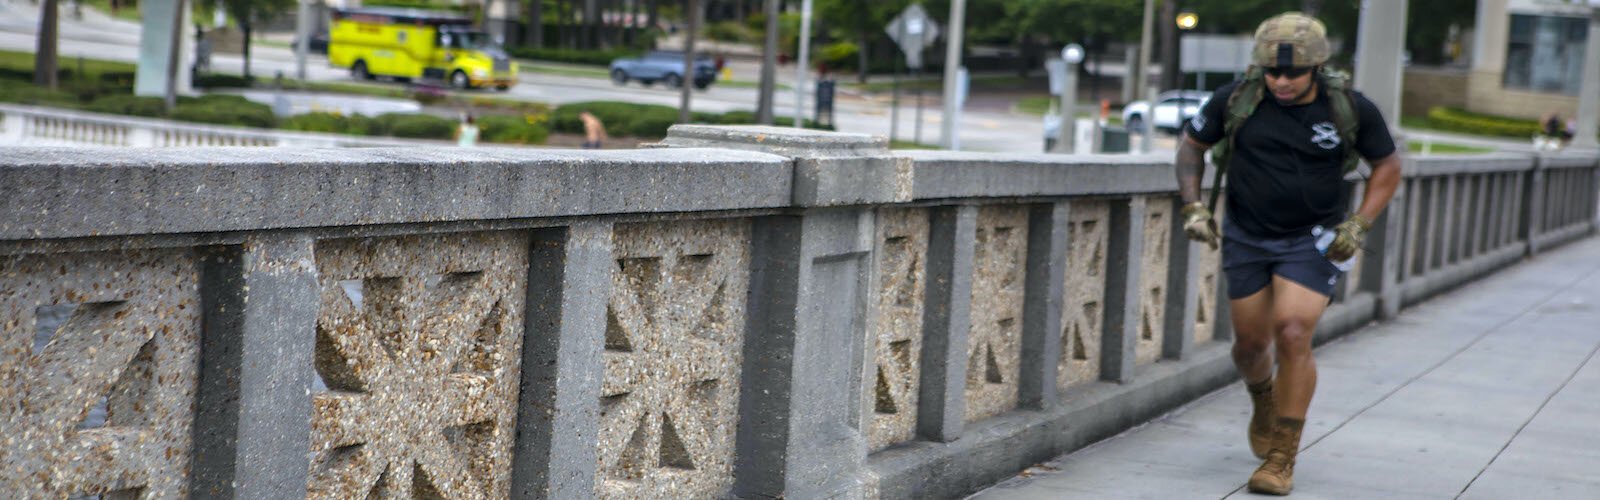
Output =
[
  {"x1": 1058, "y1": 199, "x2": 1108, "y2": 392},
  {"x1": 868, "y1": 208, "x2": 929, "y2": 452},
  {"x1": 306, "y1": 232, "x2": 528, "y2": 499},
  {"x1": 0, "y1": 249, "x2": 199, "y2": 498},
  {"x1": 1135, "y1": 196, "x2": 1171, "y2": 366},
  {"x1": 1194, "y1": 199, "x2": 1223, "y2": 345},
  {"x1": 964, "y1": 206, "x2": 1028, "y2": 424},
  {"x1": 595, "y1": 219, "x2": 749, "y2": 499}
]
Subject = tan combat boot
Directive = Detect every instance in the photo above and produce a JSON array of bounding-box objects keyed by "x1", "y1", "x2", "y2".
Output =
[
  {"x1": 1246, "y1": 378, "x2": 1275, "y2": 459},
  {"x1": 1248, "y1": 416, "x2": 1305, "y2": 495}
]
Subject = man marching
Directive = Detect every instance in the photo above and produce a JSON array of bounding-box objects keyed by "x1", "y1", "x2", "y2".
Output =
[{"x1": 1173, "y1": 12, "x2": 1403, "y2": 495}]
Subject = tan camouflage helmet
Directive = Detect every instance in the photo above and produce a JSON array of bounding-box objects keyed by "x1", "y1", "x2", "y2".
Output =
[{"x1": 1252, "y1": 12, "x2": 1330, "y2": 68}]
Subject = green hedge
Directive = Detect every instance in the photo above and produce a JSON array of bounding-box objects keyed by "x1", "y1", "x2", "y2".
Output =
[
  {"x1": 170, "y1": 94, "x2": 276, "y2": 128},
  {"x1": 1425, "y1": 107, "x2": 1541, "y2": 138},
  {"x1": 552, "y1": 101, "x2": 832, "y2": 139},
  {"x1": 282, "y1": 112, "x2": 385, "y2": 135},
  {"x1": 283, "y1": 111, "x2": 548, "y2": 144},
  {"x1": 705, "y1": 21, "x2": 761, "y2": 44},
  {"x1": 193, "y1": 74, "x2": 255, "y2": 89},
  {"x1": 84, "y1": 95, "x2": 166, "y2": 118},
  {"x1": 0, "y1": 79, "x2": 81, "y2": 107},
  {"x1": 507, "y1": 47, "x2": 642, "y2": 67},
  {"x1": 478, "y1": 114, "x2": 550, "y2": 144},
  {"x1": 361, "y1": 0, "x2": 471, "y2": 13},
  {"x1": 379, "y1": 112, "x2": 456, "y2": 139}
]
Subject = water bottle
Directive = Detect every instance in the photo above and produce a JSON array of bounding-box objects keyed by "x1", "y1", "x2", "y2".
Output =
[{"x1": 1312, "y1": 225, "x2": 1357, "y2": 271}]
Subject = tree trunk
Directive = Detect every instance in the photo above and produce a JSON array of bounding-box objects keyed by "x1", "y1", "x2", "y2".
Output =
[
  {"x1": 583, "y1": 0, "x2": 598, "y2": 49},
  {"x1": 525, "y1": 0, "x2": 543, "y2": 47},
  {"x1": 242, "y1": 20, "x2": 253, "y2": 80},
  {"x1": 33, "y1": 0, "x2": 58, "y2": 89},
  {"x1": 856, "y1": 31, "x2": 868, "y2": 84},
  {"x1": 626, "y1": 0, "x2": 640, "y2": 46},
  {"x1": 646, "y1": 0, "x2": 660, "y2": 41},
  {"x1": 561, "y1": 0, "x2": 574, "y2": 49},
  {"x1": 610, "y1": 0, "x2": 625, "y2": 48},
  {"x1": 1158, "y1": 0, "x2": 1179, "y2": 91},
  {"x1": 678, "y1": 0, "x2": 698, "y2": 123},
  {"x1": 755, "y1": 0, "x2": 777, "y2": 123},
  {"x1": 1302, "y1": 0, "x2": 1324, "y2": 16}
]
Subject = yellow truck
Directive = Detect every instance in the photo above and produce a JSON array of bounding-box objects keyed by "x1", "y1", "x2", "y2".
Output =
[{"x1": 328, "y1": 7, "x2": 516, "y2": 90}]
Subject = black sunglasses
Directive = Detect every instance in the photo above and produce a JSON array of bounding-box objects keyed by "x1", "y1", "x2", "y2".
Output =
[{"x1": 1264, "y1": 66, "x2": 1315, "y2": 79}]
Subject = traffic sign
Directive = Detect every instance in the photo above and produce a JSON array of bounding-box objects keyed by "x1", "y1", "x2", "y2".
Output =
[{"x1": 885, "y1": 4, "x2": 941, "y2": 69}]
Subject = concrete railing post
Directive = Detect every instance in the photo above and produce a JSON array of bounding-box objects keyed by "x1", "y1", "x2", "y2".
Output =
[
  {"x1": 661, "y1": 125, "x2": 911, "y2": 498},
  {"x1": 1019, "y1": 202, "x2": 1070, "y2": 409},
  {"x1": 0, "y1": 110, "x2": 20, "y2": 144},
  {"x1": 918, "y1": 204, "x2": 977, "y2": 440},
  {"x1": 1100, "y1": 197, "x2": 1146, "y2": 383},
  {"x1": 1162, "y1": 198, "x2": 1200, "y2": 360},
  {"x1": 511, "y1": 222, "x2": 613, "y2": 498},
  {"x1": 191, "y1": 234, "x2": 318, "y2": 498},
  {"x1": 1364, "y1": 187, "x2": 1407, "y2": 319},
  {"x1": 1523, "y1": 155, "x2": 1548, "y2": 256}
]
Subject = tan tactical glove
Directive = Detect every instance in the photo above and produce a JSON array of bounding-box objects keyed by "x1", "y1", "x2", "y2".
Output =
[
  {"x1": 1326, "y1": 214, "x2": 1373, "y2": 262},
  {"x1": 1180, "y1": 202, "x2": 1219, "y2": 250}
]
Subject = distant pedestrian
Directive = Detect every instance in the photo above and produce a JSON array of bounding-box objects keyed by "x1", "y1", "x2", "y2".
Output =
[
  {"x1": 580, "y1": 111, "x2": 606, "y2": 149},
  {"x1": 1537, "y1": 112, "x2": 1572, "y2": 151},
  {"x1": 457, "y1": 113, "x2": 479, "y2": 147}
]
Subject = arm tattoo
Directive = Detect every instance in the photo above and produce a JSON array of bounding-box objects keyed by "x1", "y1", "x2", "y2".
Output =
[{"x1": 1174, "y1": 138, "x2": 1208, "y2": 205}]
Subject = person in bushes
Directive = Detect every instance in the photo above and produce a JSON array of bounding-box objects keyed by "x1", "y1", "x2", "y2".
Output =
[
  {"x1": 456, "y1": 113, "x2": 479, "y2": 147},
  {"x1": 1172, "y1": 12, "x2": 1402, "y2": 495},
  {"x1": 580, "y1": 111, "x2": 607, "y2": 149},
  {"x1": 1538, "y1": 112, "x2": 1572, "y2": 151}
]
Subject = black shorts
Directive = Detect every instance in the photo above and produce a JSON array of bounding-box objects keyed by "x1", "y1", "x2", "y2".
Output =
[{"x1": 1221, "y1": 221, "x2": 1341, "y2": 300}]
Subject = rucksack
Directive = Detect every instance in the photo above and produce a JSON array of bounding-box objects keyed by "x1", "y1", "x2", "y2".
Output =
[{"x1": 1206, "y1": 66, "x2": 1361, "y2": 213}]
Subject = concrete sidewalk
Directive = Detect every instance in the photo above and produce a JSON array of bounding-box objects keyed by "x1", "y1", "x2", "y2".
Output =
[{"x1": 972, "y1": 236, "x2": 1600, "y2": 499}]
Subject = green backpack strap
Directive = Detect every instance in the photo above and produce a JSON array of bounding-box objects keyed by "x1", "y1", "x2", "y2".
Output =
[
  {"x1": 1319, "y1": 68, "x2": 1363, "y2": 175},
  {"x1": 1207, "y1": 66, "x2": 1264, "y2": 213}
]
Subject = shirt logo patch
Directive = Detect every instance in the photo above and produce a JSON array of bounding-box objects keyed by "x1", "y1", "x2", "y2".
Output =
[
  {"x1": 1311, "y1": 122, "x2": 1340, "y2": 150},
  {"x1": 1189, "y1": 113, "x2": 1207, "y2": 133}
]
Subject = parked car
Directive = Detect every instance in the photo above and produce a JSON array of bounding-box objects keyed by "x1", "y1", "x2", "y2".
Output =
[
  {"x1": 1122, "y1": 90, "x2": 1211, "y2": 134},
  {"x1": 609, "y1": 51, "x2": 717, "y2": 89}
]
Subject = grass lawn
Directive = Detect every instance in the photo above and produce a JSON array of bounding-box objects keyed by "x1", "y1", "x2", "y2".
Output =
[
  {"x1": 890, "y1": 139, "x2": 938, "y2": 150},
  {"x1": 1407, "y1": 140, "x2": 1494, "y2": 154},
  {"x1": 519, "y1": 61, "x2": 612, "y2": 79},
  {"x1": 1015, "y1": 96, "x2": 1052, "y2": 116},
  {"x1": 848, "y1": 74, "x2": 1032, "y2": 94},
  {"x1": 76, "y1": 0, "x2": 143, "y2": 22},
  {"x1": 0, "y1": 48, "x2": 135, "y2": 76}
]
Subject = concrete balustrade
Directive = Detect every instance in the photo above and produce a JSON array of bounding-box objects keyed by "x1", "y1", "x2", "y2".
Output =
[
  {"x1": 1, "y1": 126, "x2": 1595, "y2": 499},
  {"x1": 0, "y1": 104, "x2": 439, "y2": 148}
]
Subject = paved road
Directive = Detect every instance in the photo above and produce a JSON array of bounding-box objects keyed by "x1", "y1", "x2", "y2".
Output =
[
  {"x1": 0, "y1": 0, "x2": 1057, "y2": 152},
  {"x1": 971, "y1": 236, "x2": 1600, "y2": 499}
]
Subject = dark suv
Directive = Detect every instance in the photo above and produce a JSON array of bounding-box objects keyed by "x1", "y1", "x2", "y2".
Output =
[{"x1": 609, "y1": 51, "x2": 717, "y2": 89}]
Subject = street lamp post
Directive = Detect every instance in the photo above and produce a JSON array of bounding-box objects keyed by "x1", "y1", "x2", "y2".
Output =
[
  {"x1": 1056, "y1": 43, "x2": 1084, "y2": 154},
  {"x1": 794, "y1": 0, "x2": 813, "y2": 129},
  {"x1": 1177, "y1": 11, "x2": 1197, "y2": 90}
]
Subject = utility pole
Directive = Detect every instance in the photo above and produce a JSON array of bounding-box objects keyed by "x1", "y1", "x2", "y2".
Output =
[
  {"x1": 294, "y1": 0, "x2": 312, "y2": 81},
  {"x1": 793, "y1": 0, "x2": 812, "y2": 128},
  {"x1": 756, "y1": 0, "x2": 778, "y2": 124},
  {"x1": 1133, "y1": 0, "x2": 1155, "y2": 104},
  {"x1": 33, "y1": 0, "x2": 58, "y2": 89},
  {"x1": 1159, "y1": 0, "x2": 1179, "y2": 91},
  {"x1": 678, "y1": 0, "x2": 700, "y2": 123},
  {"x1": 939, "y1": 0, "x2": 967, "y2": 150},
  {"x1": 164, "y1": 0, "x2": 185, "y2": 111},
  {"x1": 1573, "y1": 8, "x2": 1600, "y2": 150}
]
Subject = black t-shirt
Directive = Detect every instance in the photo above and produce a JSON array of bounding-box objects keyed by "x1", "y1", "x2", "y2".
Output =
[{"x1": 1187, "y1": 79, "x2": 1396, "y2": 238}]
